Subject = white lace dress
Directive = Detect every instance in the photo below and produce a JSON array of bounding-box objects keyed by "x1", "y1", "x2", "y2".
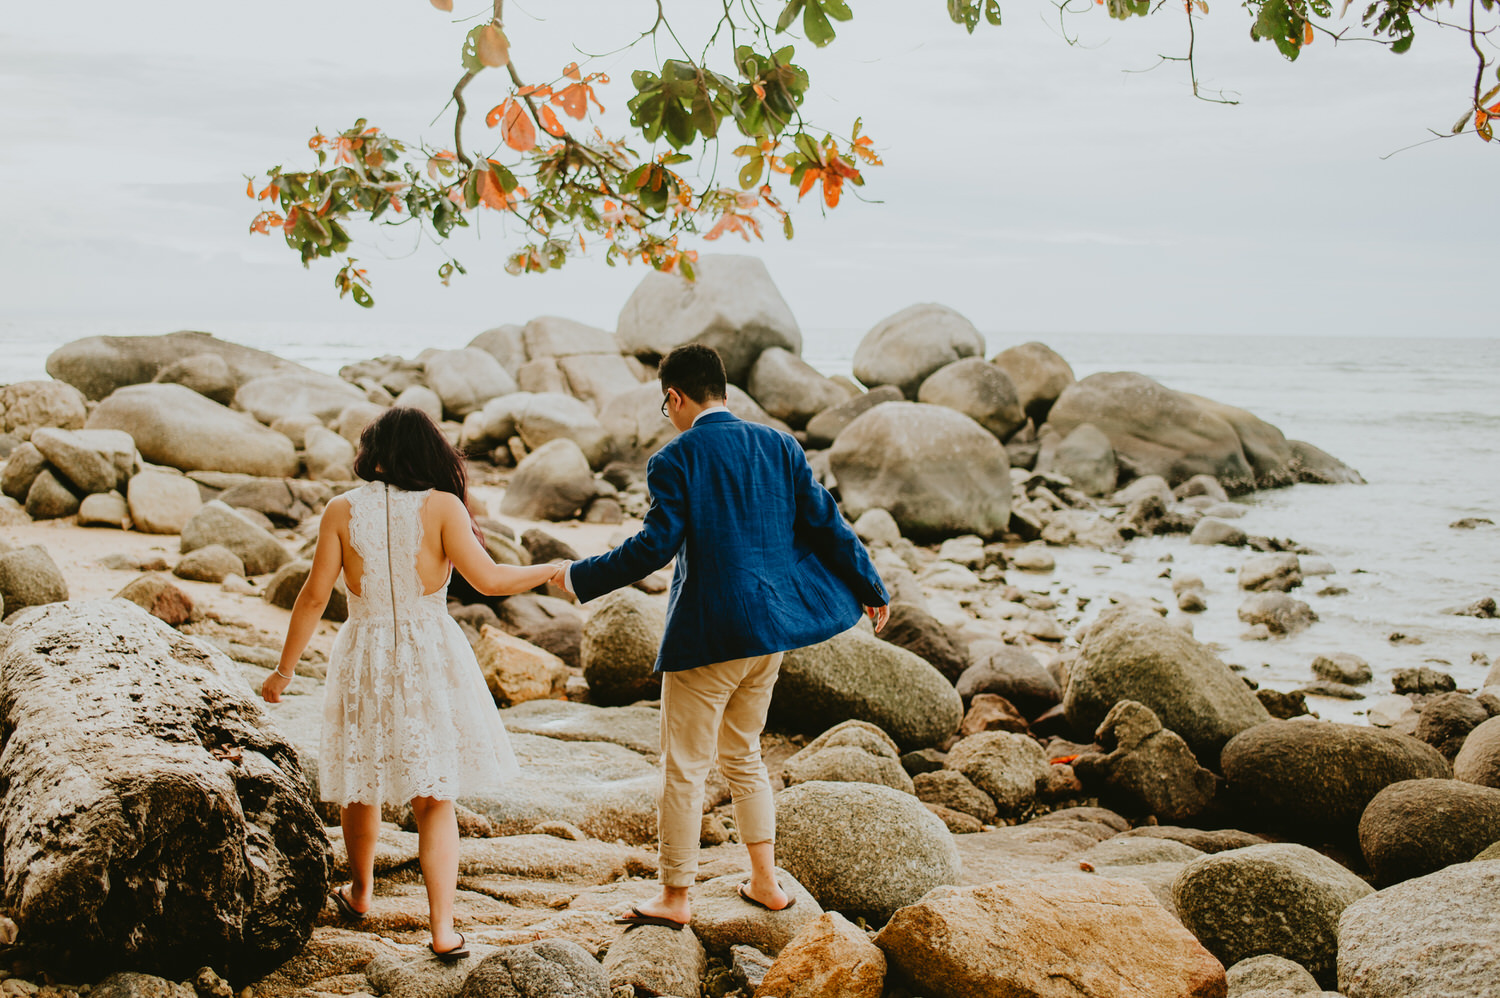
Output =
[{"x1": 320, "y1": 482, "x2": 520, "y2": 807}]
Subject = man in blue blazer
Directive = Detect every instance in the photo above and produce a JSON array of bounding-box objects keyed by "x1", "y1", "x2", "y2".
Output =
[{"x1": 560, "y1": 344, "x2": 889, "y2": 929}]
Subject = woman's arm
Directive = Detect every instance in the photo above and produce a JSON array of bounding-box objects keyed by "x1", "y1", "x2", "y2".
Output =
[
  {"x1": 438, "y1": 491, "x2": 563, "y2": 596},
  {"x1": 263, "y1": 499, "x2": 347, "y2": 703}
]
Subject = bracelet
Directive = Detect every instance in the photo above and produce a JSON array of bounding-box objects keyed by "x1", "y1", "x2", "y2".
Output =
[{"x1": 275, "y1": 667, "x2": 295, "y2": 680}]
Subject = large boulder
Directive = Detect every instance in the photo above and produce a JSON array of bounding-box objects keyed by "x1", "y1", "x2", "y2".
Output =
[
  {"x1": 151, "y1": 353, "x2": 237, "y2": 405},
  {"x1": 498, "y1": 439, "x2": 598, "y2": 521},
  {"x1": 915, "y1": 358, "x2": 1025, "y2": 440},
  {"x1": 1415, "y1": 693, "x2": 1491, "y2": 760},
  {"x1": 513, "y1": 393, "x2": 608, "y2": 467},
  {"x1": 87, "y1": 384, "x2": 298, "y2": 478},
  {"x1": 774, "y1": 781, "x2": 961, "y2": 921},
  {"x1": 754, "y1": 911, "x2": 886, "y2": 998},
  {"x1": 1337, "y1": 860, "x2": 1500, "y2": 998},
  {"x1": 0, "y1": 379, "x2": 88, "y2": 439},
  {"x1": 782, "y1": 720, "x2": 914, "y2": 794},
  {"x1": 46, "y1": 331, "x2": 303, "y2": 401},
  {"x1": 1072, "y1": 700, "x2": 1218, "y2": 822},
  {"x1": 944, "y1": 731, "x2": 1049, "y2": 818},
  {"x1": 556, "y1": 354, "x2": 642, "y2": 413},
  {"x1": 1357, "y1": 778, "x2": 1500, "y2": 885},
  {"x1": 233, "y1": 372, "x2": 366, "y2": 425},
  {"x1": 1045, "y1": 422, "x2": 1118, "y2": 497},
  {"x1": 1220, "y1": 720, "x2": 1451, "y2": 838},
  {"x1": 263, "y1": 561, "x2": 347, "y2": 622},
  {"x1": 217, "y1": 478, "x2": 330, "y2": 528},
  {"x1": 852, "y1": 304, "x2": 985, "y2": 399},
  {"x1": 1064, "y1": 605, "x2": 1270, "y2": 767},
  {"x1": 0, "y1": 600, "x2": 327, "y2": 978},
  {"x1": 1454, "y1": 715, "x2": 1500, "y2": 788},
  {"x1": 521, "y1": 315, "x2": 618, "y2": 358},
  {"x1": 422, "y1": 347, "x2": 517, "y2": 418},
  {"x1": 179, "y1": 501, "x2": 292, "y2": 577},
  {"x1": 1, "y1": 441, "x2": 46, "y2": 502},
  {"x1": 498, "y1": 700, "x2": 661, "y2": 758},
  {"x1": 688, "y1": 869, "x2": 823, "y2": 957},
  {"x1": 772, "y1": 625, "x2": 963, "y2": 751},
  {"x1": 1049, "y1": 372, "x2": 1264, "y2": 491},
  {"x1": 24, "y1": 467, "x2": 81, "y2": 519},
  {"x1": 126, "y1": 470, "x2": 203, "y2": 535},
  {"x1": 803, "y1": 385, "x2": 903, "y2": 449},
  {"x1": 830, "y1": 402, "x2": 1010, "y2": 541},
  {"x1": 472, "y1": 625, "x2": 567, "y2": 708},
  {"x1": 579, "y1": 588, "x2": 665, "y2": 707},
  {"x1": 616, "y1": 254, "x2": 802, "y2": 386},
  {"x1": 1225, "y1": 955, "x2": 1322, "y2": 997},
  {"x1": 497, "y1": 594, "x2": 584, "y2": 668},
  {"x1": 989, "y1": 342, "x2": 1075, "y2": 424},
  {"x1": 877, "y1": 601, "x2": 968, "y2": 683},
  {"x1": 746, "y1": 347, "x2": 848, "y2": 429},
  {"x1": 0, "y1": 544, "x2": 69, "y2": 615},
  {"x1": 468, "y1": 325, "x2": 527, "y2": 377},
  {"x1": 29, "y1": 428, "x2": 136, "y2": 496},
  {"x1": 874, "y1": 876, "x2": 1226, "y2": 998},
  {"x1": 603, "y1": 920, "x2": 707, "y2": 998},
  {"x1": 455, "y1": 938, "x2": 609, "y2": 998}
]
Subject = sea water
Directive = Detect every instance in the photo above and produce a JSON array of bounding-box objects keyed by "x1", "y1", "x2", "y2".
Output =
[{"x1": 2, "y1": 319, "x2": 1496, "y2": 713}]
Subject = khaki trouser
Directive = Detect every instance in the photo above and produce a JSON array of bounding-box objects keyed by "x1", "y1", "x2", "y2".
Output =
[{"x1": 656, "y1": 651, "x2": 784, "y2": 888}]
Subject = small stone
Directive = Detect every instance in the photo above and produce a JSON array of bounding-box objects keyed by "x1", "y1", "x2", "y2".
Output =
[
  {"x1": 1010, "y1": 546, "x2": 1055, "y2": 572},
  {"x1": 1392, "y1": 666, "x2": 1455, "y2": 695},
  {"x1": 1311, "y1": 653, "x2": 1372, "y2": 686}
]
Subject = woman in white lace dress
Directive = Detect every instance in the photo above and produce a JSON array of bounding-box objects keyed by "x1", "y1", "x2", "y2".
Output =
[{"x1": 262, "y1": 407, "x2": 563, "y2": 961}]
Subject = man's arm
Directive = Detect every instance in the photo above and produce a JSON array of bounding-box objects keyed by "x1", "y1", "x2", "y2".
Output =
[
  {"x1": 565, "y1": 451, "x2": 688, "y2": 603},
  {"x1": 789, "y1": 438, "x2": 889, "y2": 611}
]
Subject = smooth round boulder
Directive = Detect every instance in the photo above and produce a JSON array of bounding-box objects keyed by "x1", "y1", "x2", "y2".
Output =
[
  {"x1": 46, "y1": 330, "x2": 302, "y2": 400},
  {"x1": 513, "y1": 393, "x2": 608, "y2": 467},
  {"x1": 956, "y1": 644, "x2": 1061, "y2": 717},
  {"x1": 1048, "y1": 372, "x2": 1264, "y2": 491},
  {"x1": 989, "y1": 341, "x2": 1075, "y2": 423},
  {"x1": 579, "y1": 588, "x2": 665, "y2": 707},
  {"x1": 774, "y1": 781, "x2": 961, "y2": 921},
  {"x1": 151, "y1": 353, "x2": 237, "y2": 405},
  {"x1": 391, "y1": 385, "x2": 445, "y2": 424},
  {"x1": 0, "y1": 441, "x2": 46, "y2": 502},
  {"x1": 944, "y1": 731, "x2": 1049, "y2": 817},
  {"x1": 87, "y1": 384, "x2": 298, "y2": 478},
  {"x1": 746, "y1": 347, "x2": 848, "y2": 429},
  {"x1": 1172, "y1": 843, "x2": 1373, "y2": 987},
  {"x1": 179, "y1": 501, "x2": 292, "y2": 577},
  {"x1": 421, "y1": 347, "x2": 518, "y2": 419},
  {"x1": 0, "y1": 545, "x2": 69, "y2": 614},
  {"x1": 0, "y1": 380, "x2": 88, "y2": 439},
  {"x1": 468, "y1": 324, "x2": 527, "y2": 377},
  {"x1": 499, "y1": 439, "x2": 598, "y2": 522},
  {"x1": 830, "y1": 402, "x2": 1010, "y2": 541},
  {"x1": 30, "y1": 428, "x2": 135, "y2": 496},
  {"x1": 1415, "y1": 693, "x2": 1490, "y2": 760},
  {"x1": 77, "y1": 490, "x2": 129, "y2": 529},
  {"x1": 25, "y1": 468, "x2": 81, "y2": 519},
  {"x1": 1046, "y1": 422, "x2": 1117, "y2": 497},
  {"x1": 1357, "y1": 778, "x2": 1500, "y2": 885},
  {"x1": 174, "y1": 545, "x2": 246, "y2": 584},
  {"x1": 803, "y1": 385, "x2": 904, "y2": 449},
  {"x1": 1064, "y1": 604, "x2": 1270, "y2": 767},
  {"x1": 876, "y1": 601, "x2": 968, "y2": 682},
  {"x1": 782, "y1": 720, "x2": 915, "y2": 794},
  {"x1": 853, "y1": 304, "x2": 985, "y2": 399},
  {"x1": 1225, "y1": 954, "x2": 1322, "y2": 997},
  {"x1": 1337, "y1": 860, "x2": 1500, "y2": 998},
  {"x1": 1453, "y1": 715, "x2": 1500, "y2": 788},
  {"x1": 456, "y1": 938, "x2": 608, "y2": 998},
  {"x1": 1238, "y1": 592, "x2": 1316, "y2": 635},
  {"x1": 126, "y1": 469, "x2": 203, "y2": 535},
  {"x1": 302, "y1": 426, "x2": 356, "y2": 482},
  {"x1": 233, "y1": 372, "x2": 366, "y2": 425},
  {"x1": 616, "y1": 255, "x2": 801, "y2": 387},
  {"x1": 772, "y1": 625, "x2": 963, "y2": 751},
  {"x1": 1310, "y1": 653, "x2": 1372, "y2": 686},
  {"x1": 915, "y1": 358, "x2": 1025, "y2": 440},
  {"x1": 1221, "y1": 720, "x2": 1451, "y2": 838},
  {"x1": 264, "y1": 560, "x2": 348, "y2": 622}
]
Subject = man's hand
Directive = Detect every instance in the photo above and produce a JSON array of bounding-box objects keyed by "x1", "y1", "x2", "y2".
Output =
[{"x1": 865, "y1": 604, "x2": 889, "y2": 633}]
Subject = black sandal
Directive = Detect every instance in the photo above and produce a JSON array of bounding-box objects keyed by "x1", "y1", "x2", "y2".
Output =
[
  {"x1": 430, "y1": 932, "x2": 470, "y2": 962},
  {"x1": 329, "y1": 886, "x2": 367, "y2": 923}
]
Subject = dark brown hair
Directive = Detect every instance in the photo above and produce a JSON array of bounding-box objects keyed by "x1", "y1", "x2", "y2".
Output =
[
  {"x1": 658, "y1": 343, "x2": 727, "y2": 404},
  {"x1": 353, "y1": 406, "x2": 468, "y2": 502}
]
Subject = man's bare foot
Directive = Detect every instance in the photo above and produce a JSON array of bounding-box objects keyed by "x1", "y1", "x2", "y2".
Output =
[
  {"x1": 739, "y1": 879, "x2": 793, "y2": 912},
  {"x1": 628, "y1": 890, "x2": 692, "y2": 926}
]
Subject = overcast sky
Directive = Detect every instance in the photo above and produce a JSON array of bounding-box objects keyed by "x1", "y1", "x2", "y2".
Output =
[{"x1": 0, "y1": 0, "x2": 1492, "y2": 346}]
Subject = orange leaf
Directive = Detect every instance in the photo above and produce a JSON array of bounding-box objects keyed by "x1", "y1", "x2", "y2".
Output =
[
  {"x1": 1304, "y1": 20, "x2": 1314, "y2": 45},
  {"x1": 540, "y1": 104, "x2": 567, "y2": 137},
  {"x1": 389, "y1": 195, "x2": 404, "y2": 214},
  {"x1": 1489, "y1": 102, "x2": 1500, "y2": 115},
  {"x1": 429, "y1": 0, "x2": 453, "y2": 10},
  {"x1": 498, "y1": 102, "x2": 537, "y2": 151},
  {"x1": 823, "y1": 174, "x2": 843, "y2": 208},
  {"x1": 475, "y1": 169, "x2": 513, "y2": 211},
  {"x1": 753, "y1": 83, "x2": 766, "y2": 100},
  {"x1": 553, "y1": 83, "x2": 592, "y2": 120},
  {"x1": 476, "y1": 24, "x2": 510, "y2": 68},
  {"x1": 246, "y1": 178, "x2": 255, "y2": 198},
  {"x1": 1478, "y1": 109, "x2": 1490, "y2": 128},
  {"x1": 485, "y1": 99, "x2": 509, "y2": 129},
  {"x1": 797, "y1": 168, "x2": 821, "y2": 199},
  {"x1": 563, "y1": 62, "x2": 581, "y2": 81},
  {"x1": 516, "y1": 84, "x2": 553, "y2": 98}
]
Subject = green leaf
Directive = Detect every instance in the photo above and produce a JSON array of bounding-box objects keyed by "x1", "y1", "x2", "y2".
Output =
[
  {"x1": 487, "y1": 160, "x2": 518, "y2": 193},
  {"x1": 351, "y1": 284, "x2": 374, "y2": 308},
  {"x1": 1250, "y1": 0, "x2": 1305, "y2": 60},
  {"x1": 661, "y1": 152, "x2": 692, "y2": 164},
  {"x1": 739, "y1": 156, "x2": 764, "y2": 189},
  {"x1": 820, "y1": 0, "x2": 853, "y2": 21},
  {"x1": 776, "y1": 0, "x2": 805, "y2": 33},
  {"x1": 803, "y1": 2, "x2": 836, "y2": 46},
  {"x1": 1105, "y1": 0, "x2": 1150, "y2": 19},
  {"x1": 463, "y1": 169, "x2": 481, "y2": 209},
  {"x1": 461, "y1": 27, "x2": 488, "y2": 73},
  {"x1": 985, "y1": 0, "x2": 1002, "y2": 25},
  {"x1": 782, "y1": 214, "x2": 794, "y2": 239},
  {"x1": 948, "y1": 0, "x2": 980, "y2": 32}
]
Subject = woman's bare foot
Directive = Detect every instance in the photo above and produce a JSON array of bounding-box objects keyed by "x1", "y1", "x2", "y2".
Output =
[{"x1": 430, "y1": 927, "x2": 466, "y2": 955}]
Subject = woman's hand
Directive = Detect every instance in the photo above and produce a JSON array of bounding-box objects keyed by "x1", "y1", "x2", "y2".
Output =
[{"x1": 261, "y1": 668, "x2": 293, "y2": 703}]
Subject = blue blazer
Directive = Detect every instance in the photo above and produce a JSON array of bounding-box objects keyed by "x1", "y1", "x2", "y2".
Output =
[{"x1": 570, "y1": 410, "x2": 888, "y2": 673}]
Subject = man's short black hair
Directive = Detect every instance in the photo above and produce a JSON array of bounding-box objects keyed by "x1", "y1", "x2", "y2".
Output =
[{"x1": 658, "y1": 344, "x2": 727, "y2": 404}]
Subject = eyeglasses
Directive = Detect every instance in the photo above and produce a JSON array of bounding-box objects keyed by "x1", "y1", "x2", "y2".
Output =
[{"x1": 660, "y1": 391, "x2": 672, "y2": 419}]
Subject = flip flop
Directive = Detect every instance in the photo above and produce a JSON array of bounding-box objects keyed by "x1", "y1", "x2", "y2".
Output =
[
  {"x1": 738, "y1": 882, "x2": 797, "y2": 913},
  {"x1": 430, "y1": 932, "x2": 469, "y2": 962},
  {"x1": 614, "y1": 906, "x2": 688, "y2": 930},
  {"x1": 329, "y1": 886, "x2": 367, "y2": 923}
]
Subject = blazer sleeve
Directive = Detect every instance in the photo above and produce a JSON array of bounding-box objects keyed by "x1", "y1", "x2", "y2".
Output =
[
  {"x1": 789, "y1": 438, "x2": 889, "y2": 607},
  {"x1": 568, "y1": 449, "x2": 688, "y2": 604}
]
